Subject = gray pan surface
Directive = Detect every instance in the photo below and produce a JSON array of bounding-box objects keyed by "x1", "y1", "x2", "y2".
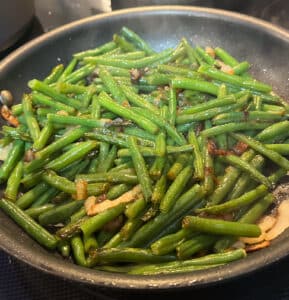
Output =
[{"x1": 1, "y1": 6, "x2": 289, "y2": 291}]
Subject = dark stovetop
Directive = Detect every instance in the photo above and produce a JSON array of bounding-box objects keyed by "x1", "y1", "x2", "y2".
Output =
[{"x1": 1, "y1": 1, "x2": 289, "y2": 299}]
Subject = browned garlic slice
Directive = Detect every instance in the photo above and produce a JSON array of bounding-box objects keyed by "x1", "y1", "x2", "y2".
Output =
[
  {"x1": 265, "y1": 200, "x2": 289, "y2": 241},
  {"x1": 85, "y1": 185, "x2": 142, "y2": 216},
  {"x1": 240, "y1": 215, "x2": 276, "y2": 245}
]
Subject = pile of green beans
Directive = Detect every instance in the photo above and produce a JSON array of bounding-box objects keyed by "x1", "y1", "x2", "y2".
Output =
[{"x1": 1, "y1": 27, "x2": 289, "y2": 275}]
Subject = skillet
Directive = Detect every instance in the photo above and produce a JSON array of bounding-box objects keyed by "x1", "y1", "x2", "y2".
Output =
[{"x1": 1, "y1": 6, "x2": 289, "y2": 291}]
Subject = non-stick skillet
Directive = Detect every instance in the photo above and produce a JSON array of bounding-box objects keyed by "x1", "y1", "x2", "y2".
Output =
[{"x1": 1, "y1": 6, "x2": 289, "y2": 291}]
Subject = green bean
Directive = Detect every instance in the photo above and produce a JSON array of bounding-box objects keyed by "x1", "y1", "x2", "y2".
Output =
[
  {"x1": 123, "y1": 127, "x2": 156, "y2": 143},
  {"x1": 35, "y1": 127, "x2": 87, "y2": 159},
  {"x1": 228, "y1": 155, "x2": 265, "y2": 199},
  {"x1": 233, "y1": 61, "x2": 250, "y2": 75},
  {"x1": 90, "y1": 95, "x2": 101, "y2": 119},
  {"x1": 117, "y1": 145, "x2": 192, "y2": 158},
  {"x1": 107, "y1": 183, "x2": 131, "y2": 200},
  {"x1": 125, "y1": 197, "x2": 146, "y2": 219},
  {"x1": 198, "y1": 65, "x2": 271, "y2": 92},
  {"x1": 21, "y1": 97, "x2": 41, "y2": 139},
  {"x1": 98, "y1": 92, "x2": 158, "y2": 134},
  {"x1": 100, "y1": 145, "x2": 118, "y2": 173},
  {"x1": 177, "y1": 234, "x2": 218, "y2": 260},
  {"x1": 214, "y1": 47, "x2": 239, "y2": 67},
  {"x1": 45, "y1": 141, "x2": 98, "y2": 171},
  {"x1": 1, "y1": 126, "x2": 31, "y2": 142},
  {"x1": 131, "y1": 107, "x2": 186, "y2": 145},
  {"x1": 183, "y1": 216, "x2": 261, "y2": 237},
  {"x1": 220, "y1": 154, "x2": 272, "y2": 188},
  {"x1": 47, "y1": 113, "x2": 108, "y2": 128},
  {"x1": 56, "y1": 82, "x2": 89, "y2": 95},
  {"x1": 203, "y1": 139, "x2": 214, "y2": 195},
  {"x1": 74, "y1": 41, "x2": 116, "y2": 59},
  {"x1": 11, "y1": 103, "x2": 23, "y2": 116},
  {"x1": 157, "y1": 64, "x2": 199, "y2": 77},
  {"x1": 121, "y1": 184, "x2": 204, "y2": 248},
  {"x1": 44, "y1": 64, "x2": 64, "y2": 84},
  {"x1": 130, "y1": 248, "x2": 246, "y2": 275},
  {"x1": 31, "y1": 92, "x2": 75, "y2": 114},
  {"x1": 151, "y1": 228, "x2": 193, "y2": 255},
  {"x1": 25, "y1": 204, "x2": 55, "y2": 219},
  {"x1": 5, "y1": 161, "x2": 23, "y2": 201},
  {"x1": 196, "y1": 46, "x2": 215, "y2": 65},
  {"x1": 120, "y1": 26, "x2": 155, "y2": 55},
  {"x1": 33, "y1": 122, "x2": 54, "y2": 151},
  {"x1": 96, "y1": 230, "x2": 116, "y2": 248},
  {"x1": 31, "y1": 187, "x2": 59, "y2": 208},
  {"x1": 93, "y1": 128, "x2": 150, "y2": 149},
  {"x1": 217, "y1": 83, "x2": 227, "y2": 98},
  {"x1": 71, "y1": 235, "x2": 88, "y2": 267},
  {"x1": 88, "y1": 247, "x2": 174, "y2": 266},
  {"x1": 0, "y1": 198, "x2": 57, "y2": 249},
  {"x1": 127, "y1": 136, "x2": 152, "y2": 201},
  {"x1": 16, "y1": 182, "x2": 50, "y2": 209},
  {"x1": 149, "y1": 155, "x2": 166, "y2": 180},
  {"x1": 76, "y1": 170, "x2": 138, "y2": 185},
  {"x1": 80, "y1": 203, "x2": 126, "y2": 237},
  {"x1": 84, "y1": 48, "x2": 173, "y2": 69},
  {"x1": 41, "y1": 171, "x2": 75, "y2": 194},
  {"x1": 208, "y1": 150, "x2": 255, "y2": 205},
  {"x1": 202, "y1": 122, "x2": 268, "y2": 137},
  {"x1": 57, "y1": 58, "x2": 78, "y2": 81},
  {"x1": 160, "y1": 164, "x2": 194, "y2": 212},
  {"x1": 113, "y1": 34, "x2": 137, "y2": 52},
  {"x1": 149, "y1": 132, "x2": 166, "y2": 179},
  {"x1": 188, "y1": 130, "x2": 204, "y2": 180},
  {"x1": 103, "y1": 232, "x2": 122, "y2": 248},
  {"x1": 120, "y1": 218, "x2": 144, "y2": 241},
  {"x1": 213, "y1": 111, "x2": 283, "y2": 125},
  {"x1": 56, "y1": 215, "x2": 87, "y2": 239},
  {"x1": 83, "y1": 234, "x2": 98, "y2": 253},
  {"x1": 98, "y1": 66, "x2": 126, "y2": 103},
  {"x1": 196, "y1": 184, "x2": 268, "y2": 214},
  {"x1": 57, "y1": 241, "x2": 71, "y2": 258},
  {"x1": 214, "y1": 193, "x2": 275, "y2": 252},
  {"x1": 176, "y1": 94, "x2": 249, "y2": 124},
  {"x1": 69, "y1": 207, "x2": 86, "y2": 224},
  {"x1": 265, "y1": 144, "x2": 289, "y2": 155},
  {"x1": 151, "y1": 173, "x2": 167, "y2": 205},
  {"x1": 0, "y1": 140, "x2": 24, "y2": 183},
  {"x1": 106, "y1": 51, "x2": 146, "y2": 60},
  {"x1": 167, "y1": 87, "x2": 177, "y2": 126},
  {"x1": 231, "y1": 133, "x2": 289, "y2": 170},
  {"x1": 167, "y1": 154, "x2": 189, "y2": 180},
  {"x1": 171, "y1": 78, "x2": 219, "y2": 95},
  {"x1": 64, "y1": 64, "x2": 96, "y2": 84},
  {"x1": 120, "y1": 85, "x2": 158, "y2": 113},
  {"x1": 28, "y1": 79, "x2": 83, "y2": 109},
  {"x1": 255, "y1": 120, "x2": 289, "y2": 142},
  {"x1": 39, "y1": 200, "x2": 84, "y2": 226},
  {"x1": 180, "y1": 93, "x2": 238, "y2": 115}
]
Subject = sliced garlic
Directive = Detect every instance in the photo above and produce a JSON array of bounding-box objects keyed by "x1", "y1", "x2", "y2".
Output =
[
  {"x1": 265, "y1": 200, "x2": 289, "y2": 241},
  {"x1": 85, "y1": 185, "x2": 142, "y2": 216}
]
